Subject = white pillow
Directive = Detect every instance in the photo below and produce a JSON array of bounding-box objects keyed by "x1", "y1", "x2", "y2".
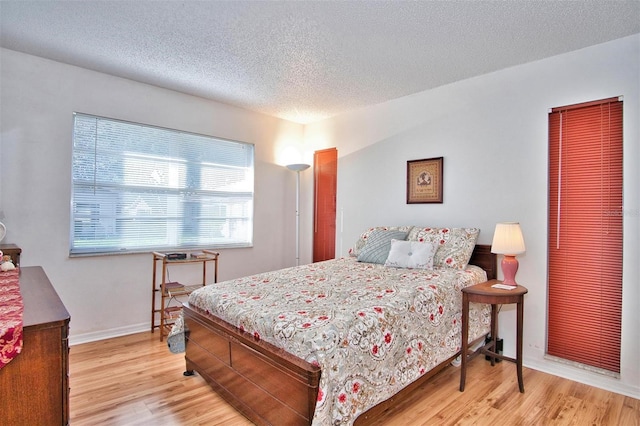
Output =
[{"x1": 384, "y1": 239, "x2": 437, "y2": 269}]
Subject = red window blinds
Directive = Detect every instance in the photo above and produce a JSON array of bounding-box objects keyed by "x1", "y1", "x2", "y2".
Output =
[{"x1": 547, "y1": 97, "x2": 623, "y2": 373}]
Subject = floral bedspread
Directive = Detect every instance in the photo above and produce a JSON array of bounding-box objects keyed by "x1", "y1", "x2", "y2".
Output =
[
  {"x1": 0, "y1": 269, "x2": 23, "y2": 369},
  {"x1": 188, "y1": 257, "x2": 490, "y2": 425}
]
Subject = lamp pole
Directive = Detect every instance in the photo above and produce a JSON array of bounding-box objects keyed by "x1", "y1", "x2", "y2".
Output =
[{"x1": 286, "y1": 163, "x2": 310, "y2": 266}]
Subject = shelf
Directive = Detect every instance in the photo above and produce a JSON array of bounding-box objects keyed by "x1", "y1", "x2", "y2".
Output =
[
  {"x1": 164, "y1": 306, "x2": 183, "y2": 319},
  {"x1": 161, "y1": 257, "x2": 218, "y2": 264},
  {"x1": 151, "y1": 249, "x2": 219, "y2": 341},
  {"x1": 160, "y1": 283, "x2": 208, "y2": 297}
]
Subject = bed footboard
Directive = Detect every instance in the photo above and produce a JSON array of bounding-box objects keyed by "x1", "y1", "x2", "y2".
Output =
[{"x1": 183, "y1": 303, "x2": 321, "y2": 426}]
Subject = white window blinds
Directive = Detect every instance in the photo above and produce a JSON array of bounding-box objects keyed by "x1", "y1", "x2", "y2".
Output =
[{"x1": 71, "y1": 113, "x2": 254, "y2": 255}]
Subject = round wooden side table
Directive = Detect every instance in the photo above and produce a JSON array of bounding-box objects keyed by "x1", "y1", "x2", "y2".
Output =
[{"x1": 459, "y1": 279, "x2": 528, "y2": 393}]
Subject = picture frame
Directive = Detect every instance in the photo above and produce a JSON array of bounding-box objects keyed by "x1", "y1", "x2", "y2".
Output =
[{"x1": 406, "y1": 157, "x2": 443, "y2": 204}]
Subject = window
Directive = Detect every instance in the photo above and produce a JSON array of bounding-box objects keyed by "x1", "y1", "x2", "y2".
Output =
[
  {"x1": 547, "y1": 97, "x2": 623, "y2": 373},
  {"x1": 71, "y1": 113, "x2": 254, "y2": 255}
]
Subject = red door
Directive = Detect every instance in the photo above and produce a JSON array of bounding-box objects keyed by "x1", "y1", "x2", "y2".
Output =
[{"x1": 313, "y1": 148, "x2": 337, "y2": 262}]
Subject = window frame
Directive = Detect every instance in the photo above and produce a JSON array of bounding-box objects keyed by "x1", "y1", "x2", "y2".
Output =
[{"x1": 70, "y1": 112, "x2": 255, "y2": 256}]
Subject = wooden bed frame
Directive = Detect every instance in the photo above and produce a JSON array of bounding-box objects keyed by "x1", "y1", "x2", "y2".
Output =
[{"x1": 182, "y1": 244, "x2": 496, "y2": 425}]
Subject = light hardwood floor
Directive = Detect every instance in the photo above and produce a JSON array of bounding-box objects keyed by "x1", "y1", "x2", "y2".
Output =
[{"x1": 69, "y1": 332, "x2": 639, "y2": 425}]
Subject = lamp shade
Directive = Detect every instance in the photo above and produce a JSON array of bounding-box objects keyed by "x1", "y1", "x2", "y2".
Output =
[
  {"x1": 491, "y1": 222, "x2": 525, "y2": 255},
  {"x1": 286, "y1": 163, "x2": 310, "y2": 172}
]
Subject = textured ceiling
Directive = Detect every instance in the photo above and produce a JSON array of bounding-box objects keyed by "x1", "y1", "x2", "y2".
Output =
[{"x1": 1, "y1": 1, "x2": 639, "y2": 124}]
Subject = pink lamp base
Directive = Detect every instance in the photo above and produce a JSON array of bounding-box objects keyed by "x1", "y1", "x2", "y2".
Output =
[{"x1": 501, "y1": 255, "x2": 520, "y2": 286}]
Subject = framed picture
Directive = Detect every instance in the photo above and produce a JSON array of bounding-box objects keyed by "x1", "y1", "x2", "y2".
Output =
[{"x1": 406, "y1": 157, "x2": 443, "y2": 204}]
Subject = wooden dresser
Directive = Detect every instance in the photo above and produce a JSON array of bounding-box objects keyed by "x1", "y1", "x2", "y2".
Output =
[{"x1": 0, "y1": 266, "x2": 71, "y2": 425}]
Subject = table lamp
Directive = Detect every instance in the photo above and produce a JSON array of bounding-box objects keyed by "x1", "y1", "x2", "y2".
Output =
[{"x1": 491, "y1": 222, "x2": 526, "y2": 286}]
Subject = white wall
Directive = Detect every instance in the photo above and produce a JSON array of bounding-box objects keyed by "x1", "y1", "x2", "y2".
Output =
[
  {"x1": 305, "y1": 35, "x2": 639, "y2": 398},
  {"x1": 0, "y1": 48, "x2": 308, "y2": 344}
]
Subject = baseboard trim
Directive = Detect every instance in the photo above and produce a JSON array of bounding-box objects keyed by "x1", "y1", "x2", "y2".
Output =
[
  {"x1": 525, "y1": 357, "x2": 639, "y2": 399},
  {"x1": 69, "y1": 322, "x2": 149, "y2": 346}
]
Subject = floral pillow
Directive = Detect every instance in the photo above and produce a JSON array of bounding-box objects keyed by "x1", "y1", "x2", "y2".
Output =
[
  {"x1": 357, "y1": 230, "x2": 409, "y2": 264},
  {"x1": 384, "y1": 239, "x2": 437, "y2": 269},
  {"x1": 349, "y1": 226, "x2": 414, "y2": 257},
  {"x1": 406, "y1": 227, "x2": 480, "y2": 269}
]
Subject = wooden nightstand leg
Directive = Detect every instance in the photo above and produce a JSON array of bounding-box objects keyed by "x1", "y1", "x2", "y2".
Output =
[
  {"x1": 460, "y1": 292, "x2": 469, "y2": 392},
  {"x1": 516, "y1": 298, "x2": 525, "y2": 393},
  {"x1": 489, "y1": 304, "x2": 498, "y2": 366}
]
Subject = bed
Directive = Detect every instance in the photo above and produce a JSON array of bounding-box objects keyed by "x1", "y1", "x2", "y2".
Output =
[{"x1": 181, "y1": 227, "x2": 497, "y2": 425}]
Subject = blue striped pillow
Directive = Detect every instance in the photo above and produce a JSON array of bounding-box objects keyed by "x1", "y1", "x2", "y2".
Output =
[{"x1": 357, "y1": 229, "x2": 408, "y2": 264}]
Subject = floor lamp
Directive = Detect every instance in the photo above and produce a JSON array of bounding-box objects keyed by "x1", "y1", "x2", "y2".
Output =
[{"x1": 286, "y1": 163, "x2": 310, "y2": 266}]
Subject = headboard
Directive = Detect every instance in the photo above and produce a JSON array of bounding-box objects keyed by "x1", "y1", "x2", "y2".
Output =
[{"x1": 469, "y1": 244, "x2": 497, "y2": 280}]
